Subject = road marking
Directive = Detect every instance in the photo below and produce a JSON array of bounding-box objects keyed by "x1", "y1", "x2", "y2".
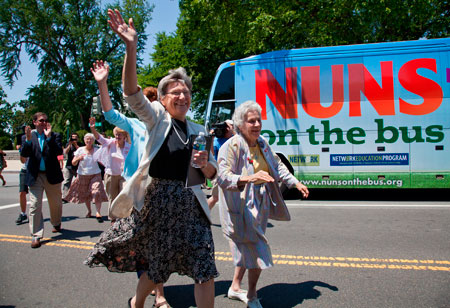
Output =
[
  {"x1": 1, "y1": 233, "x2": 449, "y2": 272},
  {"x1": 0, "y1": 199, "x2": 47, "y2": 210}
]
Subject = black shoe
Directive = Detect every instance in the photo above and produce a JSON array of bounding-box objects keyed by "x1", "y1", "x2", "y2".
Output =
[
  {"x1": 15, "y1": 213, "x2": 28, "y2": 225},
  {"x1": 62, "y1": 199, "x2": 69, "y2": 204},
  {"x1": 52, "y1": 224, "x2": 62, "y2": 233}
]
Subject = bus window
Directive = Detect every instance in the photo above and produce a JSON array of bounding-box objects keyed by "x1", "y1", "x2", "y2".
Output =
[
  {"x1": 213, "y1": 66, "x2": 235, "y2": 101},
  {"x1": 210, "y1": 102, "x2": 235, "y2": 124}
]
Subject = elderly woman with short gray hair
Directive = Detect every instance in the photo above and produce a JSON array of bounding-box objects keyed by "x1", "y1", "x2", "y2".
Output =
[
  {"x1": 65, "y1": 133, "x2": 108, "y2": 222},
  {"x1": 217, "y1": 100, "x2": 309, "y2": 308},
  {"x1": 85, "y1": 9, "x2": 218, "y2": 308}
]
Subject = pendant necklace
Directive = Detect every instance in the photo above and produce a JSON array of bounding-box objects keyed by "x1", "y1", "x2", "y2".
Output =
[
  {"x1": 172, "y1": 120, "x2": 189, "y2": 145},
  {"x1": 249, "y1": 146, "x2": 258, "y2": 164}
]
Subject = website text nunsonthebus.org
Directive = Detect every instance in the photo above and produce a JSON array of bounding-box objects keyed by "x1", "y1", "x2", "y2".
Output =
[{"x1": 300, "y1": 178, "x2": 403, "y2": 187}]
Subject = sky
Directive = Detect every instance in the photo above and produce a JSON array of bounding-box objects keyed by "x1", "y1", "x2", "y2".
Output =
[{"x1": 0, "y1": 0, "x2": 180, "y2": 104}]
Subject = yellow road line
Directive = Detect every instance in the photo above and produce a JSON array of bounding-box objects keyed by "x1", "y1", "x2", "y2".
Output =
[{"x1": 1, "y1": 233, "x2": 449, "y2": 272}]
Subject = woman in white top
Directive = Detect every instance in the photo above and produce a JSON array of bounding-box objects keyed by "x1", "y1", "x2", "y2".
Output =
[
  {"x1": 89, "y1": 117, "x2": 130, "y2": 222},
  {"x1": 65, "y1": 133, "x2": 108, "y2": 222}
]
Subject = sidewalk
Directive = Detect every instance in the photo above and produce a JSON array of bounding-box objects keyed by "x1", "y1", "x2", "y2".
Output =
[
  {"x1": 3, "y1": 151, "x2": 22, "y2": 173},
  {"x1": 3, "y1": 160, "x2": 22, "y2": 173}
]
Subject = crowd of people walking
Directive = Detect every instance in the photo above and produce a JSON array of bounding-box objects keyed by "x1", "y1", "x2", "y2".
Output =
[{"x1": 8, "y1": 8, "x2": 310, "y2": 308}]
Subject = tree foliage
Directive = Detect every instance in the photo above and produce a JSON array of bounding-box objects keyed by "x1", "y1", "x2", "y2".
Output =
[
  {"x1": 156, "y1": 0, "x2": 449, "y2": 120},
  {"x1": 0, "y1": 0, "x2": 153, "y2": 132},
  {"x1": 0, "y1": 86, "x2": 31, "y2": 148},
  {"x1": 0, "y1": 86, "x2": 13, "y2": 139},
  {"x1": 138, "y1": 32, "x2": 188, "y2": 88}
]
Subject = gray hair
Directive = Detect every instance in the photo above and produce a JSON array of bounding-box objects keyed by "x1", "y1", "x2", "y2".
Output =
[
  {"x1": 157, "y1": 67, "x2": 193, "y2": 99},
  {"x1": 84, "y1": 133, "x2": 95, "y2": 141},
  {"x1": 232, "y1": 100, "x2": 262, "y2": 134}
]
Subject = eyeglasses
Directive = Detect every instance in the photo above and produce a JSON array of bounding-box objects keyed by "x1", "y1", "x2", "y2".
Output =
[
  {"x1": 37, "y1": 119, "x2": 49, "y2": 123},
  {"x1": 166, "y1": 90, "x2": 190, "y2": 98}
]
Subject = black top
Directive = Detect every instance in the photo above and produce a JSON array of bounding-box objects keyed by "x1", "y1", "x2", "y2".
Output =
[
  {"x1": 0, "y1": 153, "x2": 5, "y2": 169},
  {"x1": 149, "y1": 119, "x2": 190, "y2": 181},
  {"x1": 16, "y1": 133, "x2": 25, "y2": 148},
  {"x1": 65, "y1": 142, "x2": 83, "y2": 170}
]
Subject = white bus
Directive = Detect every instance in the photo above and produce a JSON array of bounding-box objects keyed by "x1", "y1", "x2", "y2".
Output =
[{"x1": 205, "y1": 38, "x2": 450, "y2": 189}]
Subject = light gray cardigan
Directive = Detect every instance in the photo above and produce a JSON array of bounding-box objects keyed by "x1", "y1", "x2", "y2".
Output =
[
  {"x1": 217, "y1": 134, "x2": 299, "y2": 243},
  {"x1": 110, "y1": 88, "x2": 217, "y2": 223}
]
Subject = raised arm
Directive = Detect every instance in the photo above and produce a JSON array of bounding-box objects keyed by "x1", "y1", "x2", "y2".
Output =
[
  {"x1": 90, "y1": 60, "x2": 113, "y2": 112},
  {"x1": 107, "y1": 9, "x2": 138, "y2": 96},
  {"x1": 89, "y1": 117, "x2": 100, "y2": 140}
]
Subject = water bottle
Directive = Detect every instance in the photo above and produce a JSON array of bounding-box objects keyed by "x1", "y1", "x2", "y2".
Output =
[{"x1": 191, "y1": 132, "x2": 206, "y2": 168}]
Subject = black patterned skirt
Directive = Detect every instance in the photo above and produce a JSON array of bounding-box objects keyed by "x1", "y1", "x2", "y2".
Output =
[{"x1": 84, "y1": 178, "x2": 219, "y2": 284}]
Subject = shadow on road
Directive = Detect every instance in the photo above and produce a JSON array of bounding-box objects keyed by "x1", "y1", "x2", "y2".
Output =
[
  {"x1": 40, "y1": 215, "x2": 104, "y2": 241},
  {"x1": 158, "y1": 280, "x2": 338, "y2": 308},
  {"x1": 258, "y1": 280, "x2": 339, "y2": 307},
  {"x1": 49, "y1": 228, "x2": 104, "y2": 241},
  {"x1": 161, "y1": 280, "x2": 232, "y2": 308}
]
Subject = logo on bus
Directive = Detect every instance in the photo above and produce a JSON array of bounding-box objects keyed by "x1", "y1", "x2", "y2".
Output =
[{"x1": 255, "y1": 58, "x2": 446, "y2": 146}]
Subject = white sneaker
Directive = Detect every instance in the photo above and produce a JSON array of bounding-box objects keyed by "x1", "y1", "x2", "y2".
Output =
[
  {"x1": 227, "y1": 287, "x2": 248, "y2": 304},
  {"x1": 247, "y1": 297, "x2": 263, "y2": 308}
]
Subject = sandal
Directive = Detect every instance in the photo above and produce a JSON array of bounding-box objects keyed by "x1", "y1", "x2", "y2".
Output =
[
  {"x1": 228, "y1": 287, "x2": 248, "y2": 304},
  {"x1": 153, "y1": 300, "x2": 171, "y2": 308},
  {"x1": 96, "y1": 216, "x2": 103, "y2": 223}
]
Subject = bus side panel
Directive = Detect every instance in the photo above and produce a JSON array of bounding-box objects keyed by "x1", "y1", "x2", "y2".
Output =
[
  {"x1": 231, "y1": 39, "x2": 450, "y2": 189},
  {"x1": 410, "y1": 128, "x2": 450, "y2": 188}
]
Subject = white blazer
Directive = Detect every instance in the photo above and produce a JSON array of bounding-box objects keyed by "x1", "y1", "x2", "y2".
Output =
[{"x1": 110, "y1": 88, "x2": 217, "y2": 223}]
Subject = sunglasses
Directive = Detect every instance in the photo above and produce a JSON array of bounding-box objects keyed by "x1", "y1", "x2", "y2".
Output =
[{"x1": 37, "y1": 119, "x2": 49, "y2": 123}]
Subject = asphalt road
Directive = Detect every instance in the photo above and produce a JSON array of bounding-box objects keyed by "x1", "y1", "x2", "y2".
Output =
[{"x1": 0, "y1": 173, "x2": 449, "y2": 308}]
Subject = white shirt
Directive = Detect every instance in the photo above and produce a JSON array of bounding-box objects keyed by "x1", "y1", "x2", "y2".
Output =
[
  {"x1": 95, "y1": 134, "x2": 130, "y2": 176},
  {"x1": 73, "y1": 147, "x2": 101, "y2": 175}
]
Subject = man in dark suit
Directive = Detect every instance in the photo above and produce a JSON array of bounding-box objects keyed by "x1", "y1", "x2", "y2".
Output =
[{"x1": 21, "y1": 112, "x2": 64, "y2": 248}]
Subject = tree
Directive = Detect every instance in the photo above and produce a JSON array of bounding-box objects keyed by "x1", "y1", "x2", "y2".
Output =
[
  {"x1": 0, "y1": 0, "x2": 153, "y2": 132},
  {"x1": 0, "y1": 86, "x2": 13, "y2": 149},
  {"x1": 168, "y1": 0, "x2": 449, "y2": 119},
  {"x1": 138, "y1": 32, "x2": 189, "y2": 88}
]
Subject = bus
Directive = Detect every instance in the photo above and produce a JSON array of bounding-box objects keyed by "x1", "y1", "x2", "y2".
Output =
[{"x1": 205, "y1": 38, "x2": 450, "y2": 189}]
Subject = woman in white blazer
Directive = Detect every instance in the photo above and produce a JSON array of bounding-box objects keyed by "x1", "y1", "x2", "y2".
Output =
[{"x1": 85, "y1": 10, "x2": 218, "y2": 308}]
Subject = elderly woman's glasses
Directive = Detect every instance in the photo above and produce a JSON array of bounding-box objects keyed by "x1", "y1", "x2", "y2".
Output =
[{"x1": 167, "y1": 90, "x2": 190, "y2": 98}]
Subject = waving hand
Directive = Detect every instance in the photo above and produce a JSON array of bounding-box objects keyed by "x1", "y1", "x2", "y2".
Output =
[{"x1": 107, "y1": 9, "x2": 137, "y2": 46}]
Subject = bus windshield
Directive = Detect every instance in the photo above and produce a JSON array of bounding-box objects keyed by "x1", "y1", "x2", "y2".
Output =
[{"x1": 208, "y1": 66, "x2": 236, "y2": 125}]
